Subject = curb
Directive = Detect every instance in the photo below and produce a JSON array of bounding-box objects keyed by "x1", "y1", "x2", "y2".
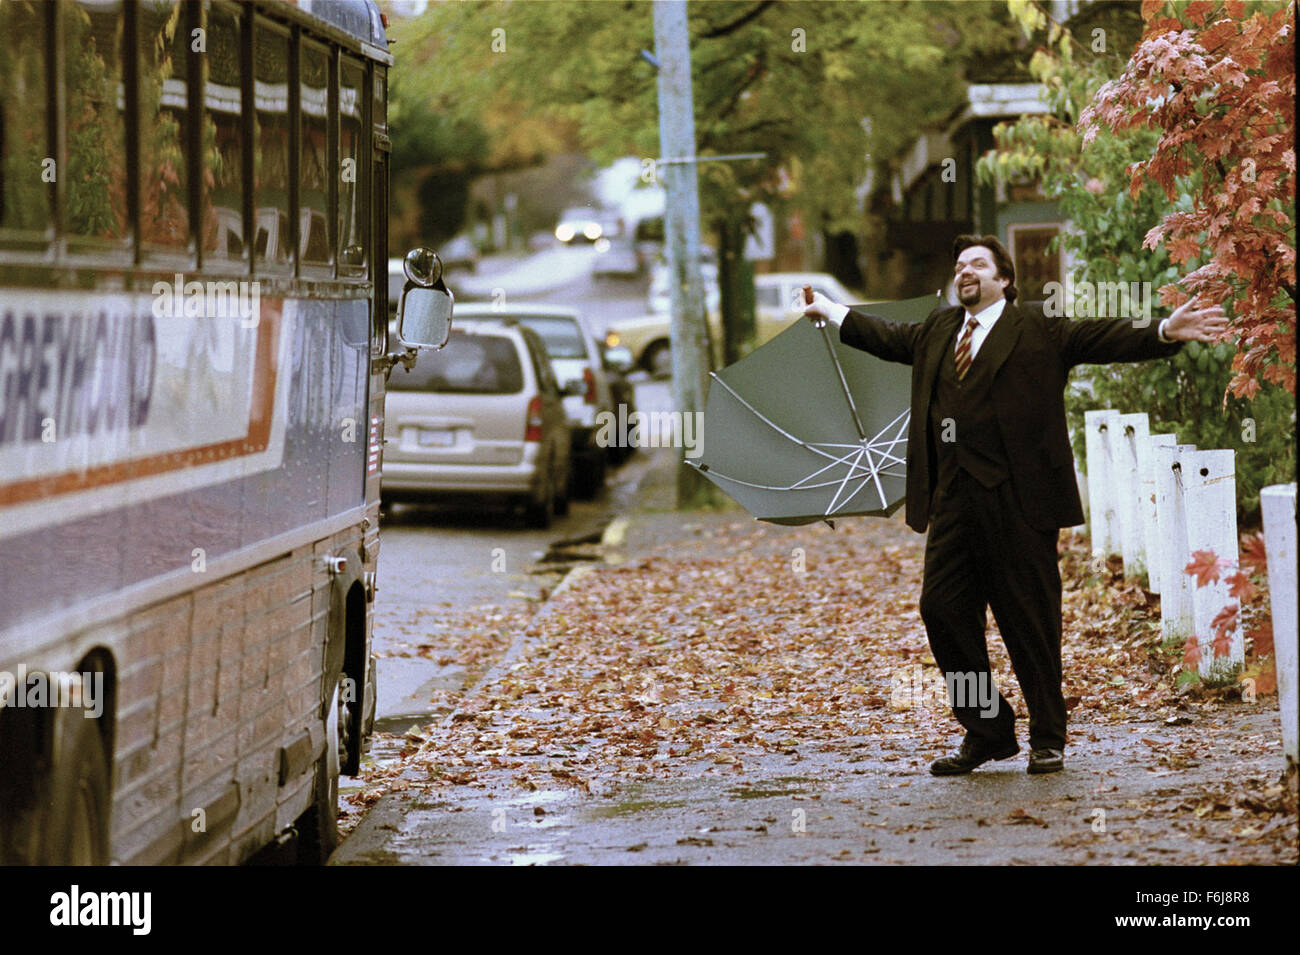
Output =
[{"x1": 433, "y1": 508, "x2": 639, "y2": 731}]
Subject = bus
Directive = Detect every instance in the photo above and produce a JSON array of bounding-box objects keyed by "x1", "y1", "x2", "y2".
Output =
[{"x1": 0, "y1": 0, "x2": 450, "y2": 864}]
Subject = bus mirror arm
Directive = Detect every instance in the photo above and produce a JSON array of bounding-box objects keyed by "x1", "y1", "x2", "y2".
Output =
[
  {"x1": 375, "y1": 343, "x2": 422, "y2": 377},
  {"x1": 397, "y1": 345, "x2": 420, "y2": 373}
]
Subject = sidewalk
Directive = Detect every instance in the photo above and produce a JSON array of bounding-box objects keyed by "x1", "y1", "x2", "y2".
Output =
[{"x1": 332, "y1": 449, "x2": 1297, "y2": 865}]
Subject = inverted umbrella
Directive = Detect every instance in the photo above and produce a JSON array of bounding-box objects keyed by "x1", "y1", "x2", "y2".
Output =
[{"x1": 688, "y1": 294, "x2": 939, "y2": 525}]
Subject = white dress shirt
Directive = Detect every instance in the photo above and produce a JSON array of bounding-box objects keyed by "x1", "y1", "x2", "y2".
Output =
[{"x1": 957, "y1": 298, "x2": 1005, "y2": 361}]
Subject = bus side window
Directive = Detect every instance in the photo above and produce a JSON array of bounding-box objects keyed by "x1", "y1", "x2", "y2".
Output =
[
  {"x1": 338, "y1": 57, "x2": 367, "y2": 276},
  {"x1": 299, "y1": 39, "x2": 331, "y2": 269},
  {"x1": 65, "y1": 0, "x2": 129, "y2": 253},
  {"x1": 253, "y1": 18, "x2": 290, "y2": 271},
  {"x1": 0, "y1": 0, "x2": 51, "y2": 247},
  {"x1": 372, "y1": 66, "x2": 386, "y2": 132},
  {"x1": 200, "y1": 4, "x2": 245, "y2": 265},
  {"x1": 138, "y1": 0, "x2": 192, "y2": 257}
]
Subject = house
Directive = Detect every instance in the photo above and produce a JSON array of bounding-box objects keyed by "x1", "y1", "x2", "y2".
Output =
[{"x1": 856, "y1": 0, "x2": 1144, "y2": 303}]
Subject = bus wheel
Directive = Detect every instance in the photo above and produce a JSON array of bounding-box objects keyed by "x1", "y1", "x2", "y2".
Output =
[
  {"x1": 337, "y1": 673, "x2": 355, "y2": 772},
  {"x1": 41, "y1": 713, "x2": 111, "y2": 865},
  {"x1": 296, "y1": 677, "x2": 341, "y2": 865}
]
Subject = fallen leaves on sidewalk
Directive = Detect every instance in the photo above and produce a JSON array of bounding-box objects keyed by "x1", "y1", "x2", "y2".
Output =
[{"x1": 350, "y1": 520, "x2": 1296, "y2": 862}]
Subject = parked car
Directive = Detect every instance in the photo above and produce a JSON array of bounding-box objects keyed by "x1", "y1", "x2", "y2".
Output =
[
  {"x1": 646, "y1": 247, "x2": 719, "y2": 314},
  {"x1": 606, "y1": 271, "x2": 862, "y2": 377},
  {"x1": 438, "y1": 233, "x2": 480, "y2": 273},
  {"x1": 382, "y1": 319, "x2": 575, "y2": 528},
  {"x1": 454, "y1": 304, "x2": 617, "y2": 497},
  {"x1": 598, "y1": 340, "x2": 638, "y2": 464},
  {"x1": 592, "y1": 235, "x2": 643, "y2": 279}
]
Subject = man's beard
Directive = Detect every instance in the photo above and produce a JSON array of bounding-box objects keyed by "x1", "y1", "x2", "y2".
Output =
[{"x1": 958, "y1": 282, "x2": 981, "y2": 306}]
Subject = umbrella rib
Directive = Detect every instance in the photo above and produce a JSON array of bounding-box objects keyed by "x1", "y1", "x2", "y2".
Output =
[
  {"x1": 707, "y1": 375, "x2": 845, "y2": 463},
  {"x1": 787, "y1": 445, "x2": 873, "y2": 490},
  {"x1": 864, "y1": 445, "x2": 891, "y2": 511},
  {"x1": 695, "y1": 464, "x2": 878, "y2": 494},
  {"x1": 698, "y1": 443, "x2": 870, "y2": 493},
  {"x1": 700, "y1": 360, "x2": 913, "y2": 518},
  {"x1": 829, "y1": 471, "x2": 880, "y2": 515},
  {"x1": 818, "y1": 322, "x2": 868, "y2": 441},
  {"x1": 853, "y1": 410, "x2": 910, "y2": 471},
  {"x1": 824, "y1": 447, "x2": 865, "y2": 515}
]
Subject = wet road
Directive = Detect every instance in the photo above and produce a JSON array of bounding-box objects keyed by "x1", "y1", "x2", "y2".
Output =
[
  {"x1": 367, "y1": 443, "x2": 656, "y2": 728},
  {"x1": 353, "y1": 245, "x2": 668, "y2": 745}
]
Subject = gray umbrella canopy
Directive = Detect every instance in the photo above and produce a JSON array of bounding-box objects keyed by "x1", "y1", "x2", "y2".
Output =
[{"x1": 689, "y1": 295, "x2": 939, "y2": 525}]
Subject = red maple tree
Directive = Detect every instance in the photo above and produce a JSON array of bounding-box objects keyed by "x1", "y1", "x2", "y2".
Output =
[{"x1": 1080, "y1": 0, "x2": 1296, "y2": 399}]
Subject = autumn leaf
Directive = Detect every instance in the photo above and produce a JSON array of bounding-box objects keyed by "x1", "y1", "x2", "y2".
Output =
[
  {"x1": 1079, "y1": 0, "x2": 1297, "y2": 399},
  {"x1": 1225, "y1": 571, "x2": 1257, "y2": 603},
  {"x1": 1211, "y1": 603, "x2": 1239, "y2": 644},
  {"x1": 1186, "y1": 549, "x2": 1228, "y2": 587},
  {"x1": 1250, "y1": 621, "x2": 1274, "y2": 657},
  {"x1": 1184, "y1": 637, "x2": 1203, "y2": 668},
  {"x1": 1242, "y1": 661, "x2": 1277, "y2": 695},
  {"x1": 1239, "y1": 532, "x2": 1269, "y2": 576}
]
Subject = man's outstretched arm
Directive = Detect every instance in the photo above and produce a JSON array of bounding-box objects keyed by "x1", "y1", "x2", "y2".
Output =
[
  {"x1": 802, "y1": 290, "x2": 922, "y2": 366},
  {"x1": 1059, "y1": 298, "x2": 1229, "y2": 367}
]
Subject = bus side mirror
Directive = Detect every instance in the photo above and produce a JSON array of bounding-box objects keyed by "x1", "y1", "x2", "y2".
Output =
[
  {"x1": 397, "y1": 286, "x2": 453, "y2": 350},
  {"x1": 395, "y1": 246, "x2": 453, "y2": 350}
]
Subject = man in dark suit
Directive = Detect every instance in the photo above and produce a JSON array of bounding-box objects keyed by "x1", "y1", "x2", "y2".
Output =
[{"x1": 803, "y1": 235, "x2": 1228, "y2": 775}]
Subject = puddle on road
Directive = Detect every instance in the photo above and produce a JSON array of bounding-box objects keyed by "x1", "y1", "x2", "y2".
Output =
[
  {"x1": 503, "y1": 847, "x2": 566, "y2": 866},
  {"x1": 725, "y1": 776, "x2": 813, "y2": 800},
  {"x1": 502, "y1": 789, "x2": 571, "y2": 808},
  {"x1": 372, "y1": 713, "x2": 442, "y2": 735},
  {"x1": 589, "y1": 797, "x2": 687, "y2": 819}
]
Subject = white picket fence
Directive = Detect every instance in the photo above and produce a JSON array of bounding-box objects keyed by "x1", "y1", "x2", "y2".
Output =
[{"x1": 1082, "y1": 410, "x2": 1297, "y2": 771}]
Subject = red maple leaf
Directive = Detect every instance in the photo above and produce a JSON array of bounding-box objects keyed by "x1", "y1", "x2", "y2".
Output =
[
  {"x1": 1081, "y1": 0, "x2": 1296, "y2": 400},
  {"x1": 1183, "y1": 0, "x2": 1214, "y2": 26},
  {"x1": 1211, "y1": 603, "x2": 1238, "y2": 639},
  {"x1": 1183, "y1": 637, "x2": 1203, "y2": 668},
  {"x1": 1186, "y1": 549, "x2": 1228, "y2": 587},
  {"x1": 1250, "y1": 621, "x2": 1274, "y2": 657},
  {"x1": 1225, "y1": 571, "x2": 1257, "y2": 603},
  {"x1": 1239, "y1": 532, "x2": 1269, "y2": 576},
  {"x1": 1253, "y1": 668, "x2": 1277, "y2": 694}
]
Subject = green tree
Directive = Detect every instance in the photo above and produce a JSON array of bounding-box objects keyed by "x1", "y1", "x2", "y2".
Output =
[{"x1": 387, "y1": 0, "x2": 1024, "y2": 353}]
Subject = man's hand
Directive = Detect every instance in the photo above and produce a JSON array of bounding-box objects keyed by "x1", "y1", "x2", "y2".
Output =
[
  {"x1": 1164, "y1": 298, "x2": 1230, "y2": 343},
  {"x1": 802, "y1": 288, "x2": 849, "y2": 327}
]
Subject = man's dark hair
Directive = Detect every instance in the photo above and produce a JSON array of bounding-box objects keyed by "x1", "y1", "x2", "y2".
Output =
[{"x1": 953, "y1": 234, "x2": 1017, "y2": 304}]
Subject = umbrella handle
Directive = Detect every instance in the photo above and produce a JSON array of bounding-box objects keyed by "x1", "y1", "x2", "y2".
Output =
[{"x1": 802, "y1": 284, "x2": 826, "y2": 328}]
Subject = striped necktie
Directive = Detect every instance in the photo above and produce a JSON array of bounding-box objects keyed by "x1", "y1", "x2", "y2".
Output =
[{"x1": 954, "y1": 315, "x2": 979, "y2": 380}]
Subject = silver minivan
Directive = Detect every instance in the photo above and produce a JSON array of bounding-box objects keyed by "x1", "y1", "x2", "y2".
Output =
[
  {"x1": 382, "y1": 320, "x2": 574, "y2": 527},
  {"x1": 455, "y1": 304, "x2": 615, "y2": 498}
]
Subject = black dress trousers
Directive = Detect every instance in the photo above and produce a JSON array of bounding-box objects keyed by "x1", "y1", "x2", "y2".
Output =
[{"x1": 918, "y1": 468, "x2": 1068, "y2": 752}]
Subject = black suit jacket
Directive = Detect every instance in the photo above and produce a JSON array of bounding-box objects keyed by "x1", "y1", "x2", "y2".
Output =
[{"x1": 840, "y1": 300, "x2": 1182, "y2": 534}]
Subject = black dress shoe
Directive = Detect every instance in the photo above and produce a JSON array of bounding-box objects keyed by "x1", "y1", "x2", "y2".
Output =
[
  {"x1": 1027, "y1": 748, "x2": 1064, "y2": 774},
  {"x1": 929, "y1": 738, "x2": 1019, "y2": 776}
]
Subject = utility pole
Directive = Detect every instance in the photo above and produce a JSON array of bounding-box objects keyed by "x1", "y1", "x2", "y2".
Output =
[{"x1": 652, "y1": 0, "x2": 713, "y2": 508}]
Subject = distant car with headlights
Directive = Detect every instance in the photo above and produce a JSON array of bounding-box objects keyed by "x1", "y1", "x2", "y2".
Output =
[
  {"x1": 382, "y1": 320, "x2": 575, "y2": 528},
  {"x1": 555, "y1": 206, "x2": 614, "y2": 244},
  {"x1": 606, "y1": 272, "x2": 861, "y2": 377},
  {"x1": 454, "y1": 304, "x2": 616, "y2": 497}
]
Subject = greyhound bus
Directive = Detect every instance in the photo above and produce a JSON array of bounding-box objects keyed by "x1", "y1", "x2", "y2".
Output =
[{"x1": 0, "y1": 0, "x2": 451, "y2": 864}]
